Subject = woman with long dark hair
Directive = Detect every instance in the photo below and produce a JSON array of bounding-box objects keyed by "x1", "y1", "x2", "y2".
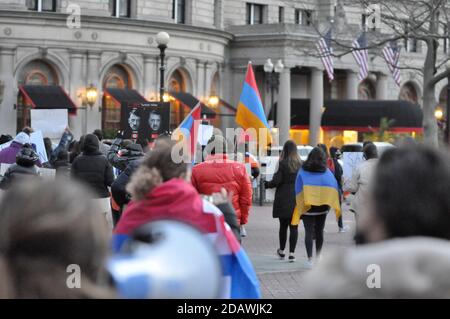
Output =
[
  {"x1": 293, "y1": 147, "x2": 341, "y2": 268},
  {"x1": 265, "y1": 140, "x2": 302, "y2": 262}
]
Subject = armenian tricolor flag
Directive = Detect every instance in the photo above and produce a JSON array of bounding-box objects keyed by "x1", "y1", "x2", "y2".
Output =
[
  {"x1": 236, "y1": 62, "x2": 272, "y2": 147},
  {"x1": 291, "y1": 169, "x2": 341, "y2": 225},
  {"x1": 176, "y1": 103, "x2": 202, "y2": 163}
]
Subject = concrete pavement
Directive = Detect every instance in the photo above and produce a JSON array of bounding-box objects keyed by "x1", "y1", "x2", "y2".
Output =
[{"x1": 241, "y1": 203, "x2": 356, "y2": 298}]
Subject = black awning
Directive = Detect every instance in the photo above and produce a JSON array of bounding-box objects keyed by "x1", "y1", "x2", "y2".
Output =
[
  {"x1": 290, "y1": 99, "x2": 310, "y2": 127},
  {"x1": 104, "y1": 88, "x2": 148, "y2": 106},
  {"x1": 19, "y1": 85, "x2": 77, "y2": 114},
  {"x1": 322, "y1": 100, "x2": 423, "y2": 130},
  {"x1": 169, "y1": 91, "x2": 216, "y2": 118}
]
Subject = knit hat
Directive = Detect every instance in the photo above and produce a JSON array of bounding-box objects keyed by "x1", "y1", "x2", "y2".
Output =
[{"x1": 13, "y1": 132, "x2": 31, "y2": 145}]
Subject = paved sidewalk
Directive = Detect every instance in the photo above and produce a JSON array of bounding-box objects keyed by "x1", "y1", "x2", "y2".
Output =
[{"x1": 241, "y1": 203, "x2": 356, "y2": 298}]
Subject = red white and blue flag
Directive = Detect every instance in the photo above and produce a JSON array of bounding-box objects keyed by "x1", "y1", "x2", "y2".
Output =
[
  {"x1": 383, "y1": 40, "x2": 401, "y2": 87},
  {"x1": 111, "y1": 198, "x2": 261, "y2": 299},
  {"x1": 177, "y1": 103, "x2": 202, "y2": 163},
  {"x1": 352, "y1": 32, "x2": 369, "y2": 81},
  {"x1": 316, "y1": 28, "x2": 334, "y2": 82}
]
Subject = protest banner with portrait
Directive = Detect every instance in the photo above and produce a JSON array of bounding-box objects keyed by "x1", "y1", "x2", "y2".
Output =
[{"x1": 121, "y1": 102, "x2": 170, "y2": 143}]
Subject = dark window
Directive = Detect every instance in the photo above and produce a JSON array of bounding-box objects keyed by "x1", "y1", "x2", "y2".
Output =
[
  {"x1": 295, "y1": 9, "x2": 313, "y2": 26},
  {"x1": 246, "y1": 3, "x2": 264, "y2": 25},
  {"x1": 27, "y1": 0, "x2": 56, "y2": 12},
  {"x1": 113, "y1": 0, "x2": 131, "y2": 18},
  {"x1": 279, "y1": 6, "x2": 284, "y2": 23},
  {"x1": 173, "y1": 0, "x2": 186, "y2": 24}
]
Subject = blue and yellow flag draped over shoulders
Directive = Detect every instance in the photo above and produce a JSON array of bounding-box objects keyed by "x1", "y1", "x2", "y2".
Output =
[{"x1": 291, "y1": 169, "x2": 341, "y2": 225}]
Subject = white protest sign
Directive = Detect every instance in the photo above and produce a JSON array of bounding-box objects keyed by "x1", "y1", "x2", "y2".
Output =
[
  {"x1": 31, "y1": 109, "x2": 68, "y2": 139},
  {"x1": 0, "y1": 141, "x2": 11, "y2": 151},
  {"x1": 198, "y1": 124, "x2": 214, "y2": 146},
  {"x1": 30, "y1": 131, "x2": 49, "y2": 164},
  {"x1": 343, "y1": 152, "x2": 364, "y2": 181}
]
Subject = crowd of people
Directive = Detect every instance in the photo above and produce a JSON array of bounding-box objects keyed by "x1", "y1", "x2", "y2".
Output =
[{"x1": 1, "y1": 125, "x2": 450, "y2": 299}]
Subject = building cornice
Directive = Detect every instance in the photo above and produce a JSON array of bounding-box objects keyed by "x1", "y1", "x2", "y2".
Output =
[{"x1": 0, "y1": 10, "x2": 234, "y2": 42}]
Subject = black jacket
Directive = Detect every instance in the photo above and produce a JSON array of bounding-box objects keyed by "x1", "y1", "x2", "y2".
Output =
[
  {"x1": 54, "y1": 159, "x2": 70, "y2": 180},
  {"x1": 265, "y1": 160, "x2": 299, "y2": 219},
  {"x1": 71, "y1": 135, "x2": 114, "y2": 198},
  {"x1": 111, "y1": 159, "x2": 141, "y2": 207}
]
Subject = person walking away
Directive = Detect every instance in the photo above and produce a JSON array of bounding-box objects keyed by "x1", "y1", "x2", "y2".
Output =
[
  {"x1": 343, "y1": 142, "x2": 378, "y2": 225},
  {"x1": 191, "y1": 135, "x2": 252, "y2": 236},
  {"x1": 71, "y1": 134, "x2": 115, "y2": 230},
  {"x1": 114, "y1": 140, "x2": 260, "y2": 298},
  {"x1": 292, "y1": 147, "x2": 341, "y2": 268},
  {"x1": 264, "y1": 140, "x2": 302, "y2": 262},
  {"x1": 0, "y1": 144, "x2": 40, "y2": 190}
]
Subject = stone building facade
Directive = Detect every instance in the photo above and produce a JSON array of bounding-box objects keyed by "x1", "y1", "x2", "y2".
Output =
[{"x1": 0, "y1": 0, "x2": 448, "y2": 145}]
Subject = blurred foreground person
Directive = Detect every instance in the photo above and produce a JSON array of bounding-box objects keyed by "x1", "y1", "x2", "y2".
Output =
[
  {"x1": 114, "y1": 141, "x2": 260, "y2": 298},
  {"x1": 109, "y1": 220, "x2": 222, "y2": 299},
  {"x1": 0, "y1": 144, "x2": 40, "y2": 190},
  {"x1": 0, "y1": 181, "x2": 113, "y2": 298},
  {"x1": 304, "y1": 146, "x2": 450, "y2": 298},
  {"x1": 292, "y1": 147, "x2": 341, "y2": 267},
  {"x1": 264, "y1": 140, "x2": 301, "y2": 261}
]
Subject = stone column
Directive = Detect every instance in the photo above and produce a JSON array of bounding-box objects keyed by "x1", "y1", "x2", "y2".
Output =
[
  {"x1": 310, "y1": 67, "x2": 324, "y2": 146},
  {"x1": 143, "y1": 54, "x2": 158, "y2": 100},
  {"x1": 86, "y1": 51, "x2": 101, "y2": 132},
  {"x1": 346, "y1": 69, "x2": 359, "y2": 100},
  {"x1": 0, "y1": 47, "x2": 16, "y2": 135},
  {"x1": 376, "y1": 73, "x2": 388, "y2": 100},
  {"x1": 277, "y1": 67, "x2": 291, "y2": 146},
  {"x1": 69, "y1": 50, "x2": 85, "y2": 138},
  {"x1": 196, "y1": 59, "x2": 205, "y2": 97}
]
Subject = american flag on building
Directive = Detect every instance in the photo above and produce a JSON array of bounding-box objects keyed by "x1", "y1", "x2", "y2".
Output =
[
  {"x1": 316, "y1": 29, "x2": 334, "y2": 82},
  {"x1": 382, "y1": 40, "x2": 401, "y2": 87},
  {"x1": 352, "y1": 32, "x2": 369, "y2": 81}
]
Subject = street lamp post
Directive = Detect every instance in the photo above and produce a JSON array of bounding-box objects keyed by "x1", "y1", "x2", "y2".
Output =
[
  {"x1": 156, "y1": 32, "x2": 170, "y2": 103},
  {"x1": 263, "y1": 59, "x2": 284, "y2": 126},
  {"x1": 446, "y1": 60, "x2": 450, "y2": 145}
]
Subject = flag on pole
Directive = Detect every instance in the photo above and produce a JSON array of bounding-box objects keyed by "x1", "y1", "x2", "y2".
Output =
[
  {"x1": 316, "y1": 29, "x2": 334, "y2": 82},
  {"x1": 382, "y1": 40, "x2": 401, "y2": 87},
  {"x1": 235, "y1": 62, "x2": 272, "y2": 147},
  {"x1": 177, "y1": 103, "x2": 202, "y2": 163},
  {"x1": 352, "y1": 32, "x2": 370, "y2": 81}
]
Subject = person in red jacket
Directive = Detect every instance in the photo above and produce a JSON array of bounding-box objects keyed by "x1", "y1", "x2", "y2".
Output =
[{"x1": 191, "y1": 135, "x2": 253, "y2": 228}]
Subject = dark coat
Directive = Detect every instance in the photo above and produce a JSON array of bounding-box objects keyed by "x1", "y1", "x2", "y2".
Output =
[
  {"x1": 265, "y1": 160, "x2": 299, "y2": 219},
  {"x1": 71, "y1": 135, "x2": 114, "y2": 198},
  {"x1": 0, "y1": 164, "x2": 39, "y2": 190}
]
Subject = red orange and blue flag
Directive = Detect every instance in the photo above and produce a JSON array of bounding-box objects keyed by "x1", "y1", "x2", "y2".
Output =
[
  {"x1": 177, "y1": 103, "x2": 202, "y2": 163},
  {"x1": 236, "y1": 62, "x2": 272, "y2": 147}
]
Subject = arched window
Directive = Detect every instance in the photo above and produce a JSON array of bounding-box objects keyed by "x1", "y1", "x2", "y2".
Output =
[
  {"x1": 17, "y1": 59, "x2": 59, "y2": 130},
  {"x1": 399, "y1": 82, "x2": 419, "y2": 104},
  {"x1": 210, "y1": 72, "x2": 220, "y2": 96},
  {"x1": 102, "y1": 64, "x2": 133, "y2": 134},
  {"x1": 18, "y1": 59, "x2": 59, "y2": 86},
  {"x1": 358, "y1": 79, "x2": 376, "y2": 100}
]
